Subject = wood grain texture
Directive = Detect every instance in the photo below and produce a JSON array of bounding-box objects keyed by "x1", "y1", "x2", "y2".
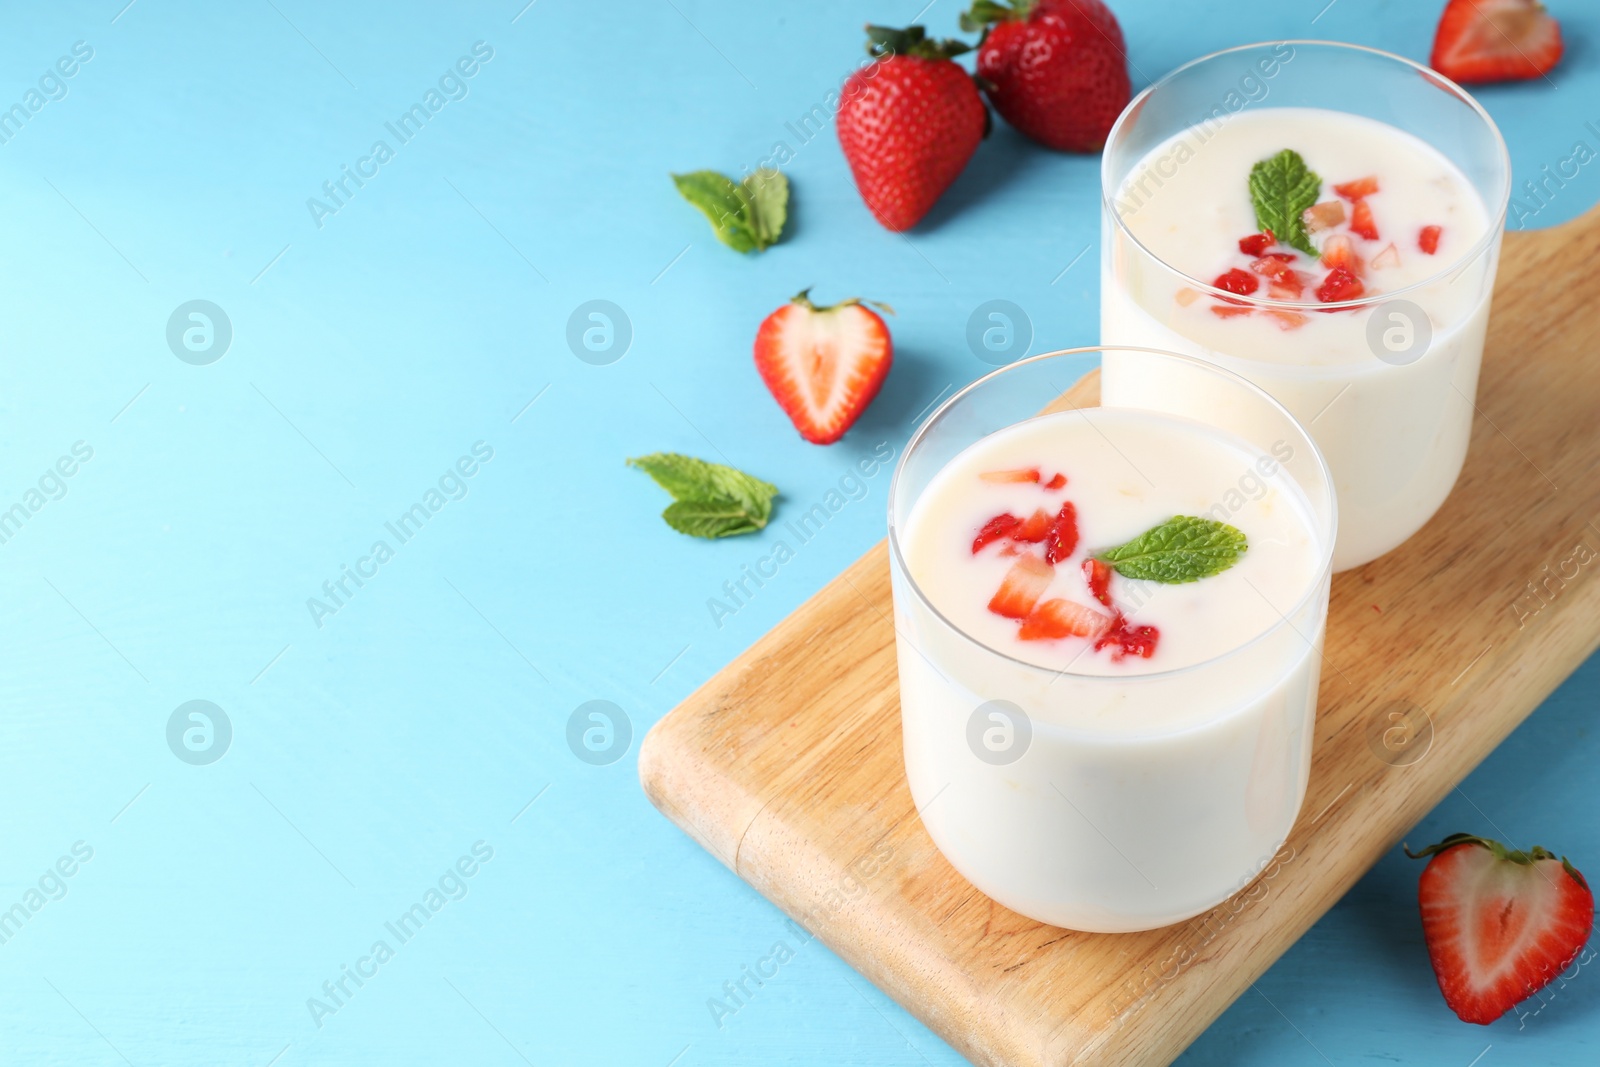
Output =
[{"x1": 639, "y1": 206, "x2": 1600, "y2": 1067}]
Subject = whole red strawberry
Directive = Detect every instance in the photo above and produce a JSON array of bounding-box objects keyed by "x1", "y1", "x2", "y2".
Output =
[
  {"x1": 837, "y1": 25, "x2": 987, "y2": 232},
  {"x1": 1407, "y1": 833, "x2": 1594, "y2": 1025},
  {"x1": 963, "y1": 0, "x2": 1130, "y2": 152}
]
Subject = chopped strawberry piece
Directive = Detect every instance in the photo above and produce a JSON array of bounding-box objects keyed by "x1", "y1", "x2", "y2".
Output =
[
  {"x1": 1238, "y1": 230, "x2": 1275, "y2": 256},
  {"x1": 1350, "y1": 199, "x2": 1380, "y2": 241},
  {"x1": 1316, "y1": 266, "x2": 1366, "y2": 304},
  {"x1": 1249, "y1": 254, "x2": 1298, "y2": 284},
  {"x1": 988, "y1": 554, "x2": 1053, "y2": 620},
  {"x1": 1018, "y1": 597, "x2": 1111, "y2": 641},
  {"x1": 1210, "y1": 305, "x2": 1252, "y2": 319},
  {"x1": 1333, "y1": 176, "x2": 1380, "y2": 200},
  {"x1": 1321, "y1": 234, "x2": 1364, "y2": 275},
  {"x1": 1419, "y1": 225, "x2": 1443, "y2": 255},
  {"x1": 980, "y1": 467, "x2": 1041, "y2": 484},
  {"x1": 972, "y1": 513, "x2": 1021, "y2": 554},
  {"x1": 1043, "y1": 472, "x2": 1067, "y2": 490},
  {"x1": 1015, "y1": 507, "x2": 1052, "y2": 542},
  {"x1": 1268, "y1": 272, "x2": 1307, "y2": 300},
  {"x1": 1095, "y1": 613, "x2": 1160, "y2": 660},
  {"x1": 1042, "y1": 502, "x2": 1079, "y2": 565},
  {"x1": 1082, "y1": 558, "x2": 1113, "y2": 606},
  {"x1": 1213, "y1": 268, "x2": 1260, "y2": 299},
  {"x1": 1371, "y1": 243, "x2": 1402, "y2": 270},
  {"x1": 1266, "y1": 310, "x2": 1309, "y2": 331},
  {"x1": 1304, "y1": 200, "x2": 1346, "y2": 232}
]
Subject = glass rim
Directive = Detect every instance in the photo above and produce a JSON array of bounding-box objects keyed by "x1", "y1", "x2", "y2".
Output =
[
  {"x1": 1100, "y1": 39, "x2": 1513, "y2": 315},
  {"x1": 885, "y1": 345, "x2": 1339, "y2": 684}
]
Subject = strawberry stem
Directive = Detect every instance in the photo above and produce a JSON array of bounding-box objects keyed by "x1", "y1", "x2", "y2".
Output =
[
  {"x1": 959, "y1": 0, "x2": 1034, "y2": 33},
  {"x1": 864, "y1": 24, "x2": 973, "y2": 61},
  {"x1": 790, "y1": 288, "x2": 895, "y2": 316},
  {"x1": 1404, "y1": 833, "x2": 1589, "y2": 889}
]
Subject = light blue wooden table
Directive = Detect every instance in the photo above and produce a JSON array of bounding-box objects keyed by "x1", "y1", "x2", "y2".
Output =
[{"x1": 2, "y1": 1, "x2": 1595, "y2": 1063}]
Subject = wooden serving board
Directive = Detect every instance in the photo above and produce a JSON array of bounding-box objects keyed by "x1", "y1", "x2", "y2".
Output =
[{"x1": 639, "y1": 206, "x2": 1600, "y2": 1067}]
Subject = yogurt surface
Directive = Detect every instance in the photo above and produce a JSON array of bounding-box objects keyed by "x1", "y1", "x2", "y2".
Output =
[
  {"x1": 1110, "y1": 105, "x2": 1491, "y2": 365},
  {"x1": 901, "y1": 406, "x2": 1321, "y2": 682}
]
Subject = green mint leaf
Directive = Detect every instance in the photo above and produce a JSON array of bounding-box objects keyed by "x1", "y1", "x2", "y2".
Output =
[
  {"x1": 628, "y1": 453, "x2": 778, "y2": 539},
  {"x1": 627, "y1": 452, "x2": 719, "y2": 500},
  {"x1": 739, "y1": 169, "x2": 788, "y2": 251},
  {"x1": 671, "y1": 170, "x2": 757, "y2": 253},
  {"x1": 1095, "y1": 516, "x2": 1248, "y2": 583},
  {"x1": 1249, "y1": 149, "x2": 1322, "y2": 257},
  {"x1": 661, "y1": 500, "x2": 764, "y2": 539},
  {"x1": 672, "y1": 168, "x2": 790, "y2": 254}
]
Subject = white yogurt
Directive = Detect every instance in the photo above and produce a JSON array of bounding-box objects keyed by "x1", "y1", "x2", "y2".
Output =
[
  {"x1": 891, "y1": 405, "x2": 1331, "y2": 930},
  {"x1": 1100, "y1": 106, "x2": 1499, "y2": 570}
]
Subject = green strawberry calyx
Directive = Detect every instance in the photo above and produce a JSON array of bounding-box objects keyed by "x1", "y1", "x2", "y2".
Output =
[
  {"x1": 789, "y1": 288, "x2": 895, "y2": 316},
  {"x1": 864, "y1": 24, "x2": 973, "y2": 61},
  {"x1": 959, "y1": 0, "x2": 1037, "y2": 33},
  {"x1": 1404, "y1": 833, "x2": 1589, "y2": 890}
]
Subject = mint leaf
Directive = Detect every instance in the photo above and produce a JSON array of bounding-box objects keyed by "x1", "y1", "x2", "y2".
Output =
[
  {"x1": 1095, "y1": 516, "x2": 1248, "y2": 583},
  {"x1": 671, "y1": 171, "x2": 756, "y2": 253},
  {"x1": 740, "y1": 169, "x2": 788, "y2": 250},
  {"x1": 1249, "y1": 149, "x2": 1322, "y2": 257},
  {"x1": 662, "y1": 500, "x2": 764, "y2": 539},
  {"x1": 671, "y1": 168, "x2": 788, "y2": 254},
  {"x1": 628, "y1": 453, "x2": 778, "y2": 539}
]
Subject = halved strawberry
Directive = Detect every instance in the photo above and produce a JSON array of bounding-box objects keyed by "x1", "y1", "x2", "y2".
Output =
[
  {"x1": 972, "y1": 513, "x2": 1021, "y2": 554},
  {"x1": 1419, "y1": 225, "x2": 1443, "y2": 255},
  {"x1": 1015, "y1": 507, "x2": 1052, "y2": 542},
  {"x1": 1333, "y1": 176, "x2": 1380, "y2": 200},
  {"x1": 754, "y1": 290, "x2": 893, "y2": 444},
  {"x1": 1042, "y1": 502, "x2": 1079, "y2": 565},
  {"x1": 1095, "y1": 613, "x2": 1159, "y2": 659},
  {"x1": 981, "y1": 467, "x2": 1041, "y2": 483},
  {"x1": 1303, "y1": 200, "x2": 1346, "y2": 232},
  {"x1": 1082, "y1": 558, "x2": 1112, "y2": 606},
  {"x1": 1350, "y1": 199, "x2": 1380, "y2": 241},
  {"x1": 1432, "y1": 0, "x2": 1563, "y2": 85},
  {"x1": 988, "y1": 554, "x2": 1053, "y2": 619},
  {"x1": 1238, "y1": 230, "x2": 1275, "y2": 256},
  {"x1": 1018, "y1": 597, "x2": 1111, "y2": 641},
  {"x1": 1316, "y1": 266, "x2": 1366, "y2": 304},
  {"x1": 1044, "y1": 472, "x2": 1067, "y2": 491},
  {"x1": 1407, "y1": 833, "x2": 1593, "y2": 1025},
  {"x1": 1321, "y1": 234, "x2": 1364, "y2": 275}
]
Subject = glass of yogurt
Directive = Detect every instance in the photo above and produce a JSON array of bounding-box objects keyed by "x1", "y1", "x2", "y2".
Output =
[
  {"x1": 1100, "y1": 41, "x2": 1510, "y2": 571},
  {"x1": 888, "y1": 346, "x2": 1336, "y2": 932}
]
